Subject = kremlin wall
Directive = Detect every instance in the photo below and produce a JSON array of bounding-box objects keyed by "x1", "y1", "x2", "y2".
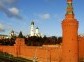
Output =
[
  {"x1": 79, "y1": 36, "x2": 84, "y2": 59},
  {"x1": 0, "y1": 0, "x2": 84, "y2": 62},
  {"x1": 0, "y1": 36, "x2": 84, "y2": 62}
]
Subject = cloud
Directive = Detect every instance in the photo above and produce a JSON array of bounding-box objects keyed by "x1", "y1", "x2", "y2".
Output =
[
  {"x1": 0, "y1": 0, "x2": 16, "y2": 4},
  {"x1": 0, "y1": 23, "x2": 5, "y2": 32},
  {"x1": 39, "y1": 13, "x2": 51, "y2": 20},
  {"x1": 0, "y1": 22, "x2": 13, "y2": 32},
  {"x1": 9, "y1": 7, "x2": 19, "y2": 15},
  {"x1": 0, "y1": 0, "x2": 22, "y2": 19},
  {"x1": 8, "y1": 7, "x2": 22, "y2": 19},
  {"x1": 4, "y1": 0, "x2": 16, "y2": 3}
]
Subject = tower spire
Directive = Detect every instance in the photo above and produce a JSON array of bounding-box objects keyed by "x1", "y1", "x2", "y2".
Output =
[{"x1": 66, "y1": 0, "x2": 74, "y2": 18}]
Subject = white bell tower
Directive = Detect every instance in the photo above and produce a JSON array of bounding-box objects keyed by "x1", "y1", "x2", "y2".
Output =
[
  {"x1": 30, "y1": 21, "x2": 35, "y2": 36},
  {"x1": 35, "y1": 27, "x2": 39, "y2": 36}
]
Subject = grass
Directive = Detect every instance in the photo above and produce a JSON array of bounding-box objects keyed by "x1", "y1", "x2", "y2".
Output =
[{"x1": 0, "y1": 52, "x2": 33, "y2": 62}]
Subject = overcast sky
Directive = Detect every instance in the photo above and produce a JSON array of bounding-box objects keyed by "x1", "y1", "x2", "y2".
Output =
[{"x1": 0, "y1": 0, "x2": 84, "y2": 36}]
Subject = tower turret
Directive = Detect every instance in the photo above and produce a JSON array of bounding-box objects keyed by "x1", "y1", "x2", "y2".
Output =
[
  {"x1": 66, "y1": 0, "x2": 74, "y2": 19},
  {"x1": 62, "y1": 0, "x2": 79, "y2": 62}
]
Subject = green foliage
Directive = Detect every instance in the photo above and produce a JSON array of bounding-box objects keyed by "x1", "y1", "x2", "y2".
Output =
[
  {"x1": 0, "y1": 38, "x2": 15, "y2": 46},
  {"x1": 25, "y1": 36, "x2": 62, "y2": 46},
  {"x1": 18, "y1": 31, "x2": 24, "y2": 38},
  {"x1": 11, "y1": 35, "x2": 16, "y2": 39},
  {"x1": 25, "y1": 36, "x2": 44, "y2": 46},
  {"x1": 0, "y1": 36, "x2": 62, "y2": 46},
  {"x1": 57, "y1": 37, "x2": 62, "y2": 44},
  {"x1": 0, "y1": 52, "x2": 33, "y2": 62}
]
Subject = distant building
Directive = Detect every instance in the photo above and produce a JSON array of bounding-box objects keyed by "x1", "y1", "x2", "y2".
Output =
[
  {"x1": 9, "y1": 30, "x2": 16, "y2": 38},
  {"x1": 30, "y1": 21, "x2": 43, "y2": 37},
  {"x1": 10, "y1": 30, "x2": 15, "y2": 37},
  {"x1": 0, "y1": 34, "x2": 9, "y2": 39},
  {"x1": 0, "y1": 30, "x2": 15, "y2": 39},
  {"x1": 30, "y1": 21, "x2": 35, "y2": 36},
  {"x1": 35, "y1": 27, "x2": 41, "y2": 37}
]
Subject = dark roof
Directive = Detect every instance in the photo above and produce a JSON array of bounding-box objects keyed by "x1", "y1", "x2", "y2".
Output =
[
  {"x1": 36, "y1": 27, "x2": 39, "y2": 29},
  {"x1": 11, "y1": 30, "x2": 14, "y2": 33},
  {"x1": 31, "y1": 21, "x2": 34, "y2": 25}
]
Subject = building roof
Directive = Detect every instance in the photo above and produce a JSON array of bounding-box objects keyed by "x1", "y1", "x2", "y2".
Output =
[
  {"x1": 36, "y1": 27, "x2": 39, "y2": 29},
  {"x1": 11, "y1": 30, "x2": 14, "y2": 33},
  {"x1": 31, "y1": 21, "x2": 34, "y2": 25}
]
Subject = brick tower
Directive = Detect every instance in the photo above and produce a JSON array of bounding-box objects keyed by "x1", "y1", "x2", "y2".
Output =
[{"x1": 62, "y1": 0, "x2": 79, "y2": 62}]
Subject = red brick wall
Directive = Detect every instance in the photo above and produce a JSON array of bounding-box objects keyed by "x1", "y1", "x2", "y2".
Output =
[
  {"x1": 0, "y1": 37, "x2": 84, "y2": 62},
  {"x1": 0, "y1": 38, "x2": 62, "y2": 62},
  {"x1": 79, "y1": 36, "x2": 84, "y2": 59}
]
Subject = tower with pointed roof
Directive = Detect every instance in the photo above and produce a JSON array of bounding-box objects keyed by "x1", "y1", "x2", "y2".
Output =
[
  {"x1": 62, "y1": 0, "x2": 79, "y2": 62},
  {"x1": 30, "y1": 21, "x2": 43, "y2": 37},
  {"x1": 35, "y1": 27, "x2": 40, "y2": 36},
  {"x1": 30, "y1": 21, "x2": 35, "y2": 36}
]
